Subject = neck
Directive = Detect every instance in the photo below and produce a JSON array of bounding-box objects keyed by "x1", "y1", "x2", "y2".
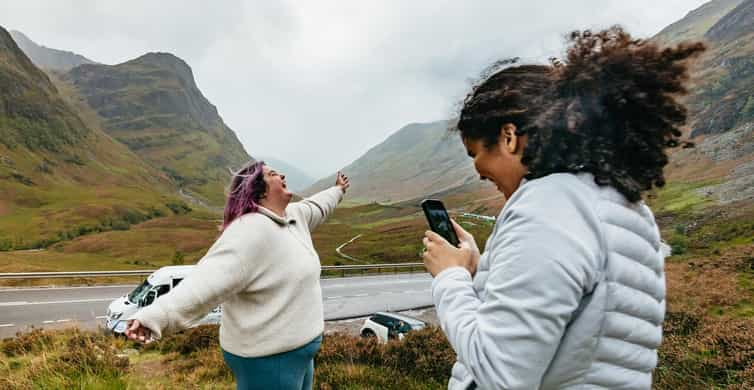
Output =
[{"x1": 259, "y1": 199, "x2": 287, "y2": 217}]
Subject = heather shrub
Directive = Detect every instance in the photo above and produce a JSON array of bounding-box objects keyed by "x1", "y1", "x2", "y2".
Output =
[
  {"x1": 317, "y1": 332, "x2": 386, "y2": 366},
  {"x1": 25, "y1": 329, "x2": 129, "y2": 388},
  {"x1": 145, "y1": 324, "x2": 220, "y2": 355},
  {"x1": 1, "y1": 327, "x2": 53, "y2": 357},
  {"x1": 316, "y1": 326, "x2": 455, "y2": 388},
  {"x1": 384, "y1": 327, "x2": 456, "y2": 379}
]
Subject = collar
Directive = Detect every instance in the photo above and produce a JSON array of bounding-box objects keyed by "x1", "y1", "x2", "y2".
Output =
[{"x1": 257, "y1": 206, "x2": 296, "y2": 226}]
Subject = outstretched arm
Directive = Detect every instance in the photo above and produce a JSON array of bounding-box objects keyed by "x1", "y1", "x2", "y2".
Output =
[
  {"x1": 288, "y1": 171, "x2": 349, "y2": 231},
  {"x1": 126, "y1": 222, "x2": 268, "y2": 341}
]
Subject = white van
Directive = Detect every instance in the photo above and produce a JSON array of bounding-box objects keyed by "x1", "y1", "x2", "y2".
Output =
[{"x1": 104, "y1": 265, "x2": 221, "y2": 334}]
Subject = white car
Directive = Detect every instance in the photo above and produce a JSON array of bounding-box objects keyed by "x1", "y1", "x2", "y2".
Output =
[
  {"x1": 360, "y1": 312, "x2": 426, "y2": 343},
  {"x1": 105, "y1": 265, "x2": 221, "y2": 334}
]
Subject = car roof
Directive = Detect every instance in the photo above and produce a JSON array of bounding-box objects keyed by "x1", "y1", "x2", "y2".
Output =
[
  {"x1": 147, "y1": 265, "x2": 195, "y2": 284},
  {"x1": 374, "y1": 312, "x2": 425, "y2": 325}
]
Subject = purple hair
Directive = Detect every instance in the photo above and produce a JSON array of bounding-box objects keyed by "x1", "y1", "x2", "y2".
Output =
[{"x1": 222, "y1": 160, "x2": 266, "y2": 231}]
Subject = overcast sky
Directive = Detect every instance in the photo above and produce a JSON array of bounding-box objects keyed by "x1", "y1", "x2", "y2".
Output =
[{"x1": 0, "y1": 0, "x2": 708, "y2": 178}]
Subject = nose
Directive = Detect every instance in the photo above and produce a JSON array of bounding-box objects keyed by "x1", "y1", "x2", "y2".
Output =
[{"x1": 281, "y1": 174, "x2": 286, "y2": 180}]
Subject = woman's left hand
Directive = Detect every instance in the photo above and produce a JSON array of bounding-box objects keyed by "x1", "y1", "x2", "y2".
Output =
[{"x1": 422, "y1": 228, "x2": 477, "y2": 277}]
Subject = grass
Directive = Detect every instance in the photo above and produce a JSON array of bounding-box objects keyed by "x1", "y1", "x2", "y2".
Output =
[
  {"x1": 3, "y1": 175, "x2": 754, "y2": 387},
  {"x1": 0, "y1": 325, "x2": 454, "y2": 390},
  {"x1": 0, "y1": 200, "x2": 492, "y2": 286},
  {"x1": 0, "y1": 214, "x2": 219, "y2": 287},
  {"x1": 650, "y1": 180, "x2": 718, "y2": 214}
]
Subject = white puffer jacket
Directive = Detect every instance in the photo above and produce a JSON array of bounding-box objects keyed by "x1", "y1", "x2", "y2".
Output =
[{"x1": 432, "y1": 173, "x2": 665, "y2": 389}]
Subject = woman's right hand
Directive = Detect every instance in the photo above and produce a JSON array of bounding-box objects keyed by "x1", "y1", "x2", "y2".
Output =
[
  {"x1": 452, "y1": 219, "x2": 480, "y2": 277},
  {"x1": 125, "y1": 320, "x2": 152, "y2": 343}
]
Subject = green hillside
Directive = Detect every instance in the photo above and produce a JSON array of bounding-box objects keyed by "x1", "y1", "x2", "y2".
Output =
[
  {"x1": 0, "y1": 26, "x2": 190, "y2": 250},
  {"x1": 63, "y1": 52, "x2": 250, "y2": 206},
  {"x1": 305, "y1": 120, "x2": 479, "y2": 203}
]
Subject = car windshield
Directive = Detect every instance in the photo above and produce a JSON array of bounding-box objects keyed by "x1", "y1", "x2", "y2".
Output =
[{"x1": 127, "y1": 280, "x2": 153, "y2": 303}]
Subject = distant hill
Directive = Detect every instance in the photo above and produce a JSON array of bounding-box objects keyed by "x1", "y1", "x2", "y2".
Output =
[
  {"x1": 0, "y1": 25, "x2": 185, "y2": 250},
  {"x1": 9, "y1": 30, "x2": 96, "y2": 72},
  {"x1": 653, "y1": 0, "x2": 743, "y2": 46},
  {"x1": 258, "y1": 156, "x2": 316, "y2": 193},
  {"x1": 307, "y1": 0, "x2": 753, "y2": 213},
  {"x1": 63, "y1": 52, "x2": 251, "y2": 206},
  {"x1": 304, "y1": 120, "x2": 480, "y2": 203},
  {"x1": 651, "y1": 0, "x2": 754, "y2": 205}
]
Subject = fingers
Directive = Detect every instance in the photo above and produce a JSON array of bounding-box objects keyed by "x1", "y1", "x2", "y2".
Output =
[
  {"x1": 125, "y1": 320, "x2": 151, "y2": 343},
  {"x1": 125, "y1": 320, "x2": 138, "y2": 339},
  {"x1": 451, "y1": 219, "x2": 472, "y2": 239},
  {"x1": 424, "y1": 230, "x2": 447, "y2": 244},
  {"x1": 336, "y1": 171, "x2": 351, "y2": 190}
]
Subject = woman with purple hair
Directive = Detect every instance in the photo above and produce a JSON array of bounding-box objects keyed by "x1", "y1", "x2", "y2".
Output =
[{"x1": 125, "y1": 160, "x2": 350, "y2": 390}]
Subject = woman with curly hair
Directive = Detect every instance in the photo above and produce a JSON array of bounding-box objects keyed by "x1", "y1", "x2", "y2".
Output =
[{"x1": 421, "y1": 27, "x2": 704, "y2": 389}]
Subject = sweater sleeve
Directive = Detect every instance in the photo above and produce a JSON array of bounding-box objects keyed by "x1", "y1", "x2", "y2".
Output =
[
  {"x1": 431, "y1": 178, "x2": 603, "y2": 389},
  {"x1": 129, "y1": 220, "x2": 269, "y2": 339},
  {"x1": 287, "y1": 186, "x2": 344, "y2": 231}
]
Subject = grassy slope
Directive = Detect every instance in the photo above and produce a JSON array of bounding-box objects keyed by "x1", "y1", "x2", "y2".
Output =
[
  {"x1": 0, "y1": 26, "x2": 195, "y2": 251},
  {"x1": 64, "y1": 53, "x2": 250, "y2": 207},
  {"x1": 305, "y1": 120, "x2": 477, "y2": 203},
  {"x1": 653, "y1": 0, "x2": 743, "y2": 45}
]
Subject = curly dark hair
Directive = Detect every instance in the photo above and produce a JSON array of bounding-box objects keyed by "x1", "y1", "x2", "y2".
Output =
[{"x1": 457, "y1": 26, "x2": 705, "y2": 202}]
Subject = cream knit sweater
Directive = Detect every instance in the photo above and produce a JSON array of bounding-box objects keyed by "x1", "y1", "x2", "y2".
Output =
[{"x1": 131, "y1": 186, "x2": 344, "y2": 357}]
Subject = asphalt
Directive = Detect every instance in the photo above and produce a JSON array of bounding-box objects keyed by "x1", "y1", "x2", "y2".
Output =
[{"x1": 0, "y1": 273, "x2": 433, "y2": 338}]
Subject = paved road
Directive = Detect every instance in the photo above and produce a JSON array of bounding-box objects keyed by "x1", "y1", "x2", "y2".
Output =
[{"x1": 0, "y1": 273, "x2": 433, "y2": 338}]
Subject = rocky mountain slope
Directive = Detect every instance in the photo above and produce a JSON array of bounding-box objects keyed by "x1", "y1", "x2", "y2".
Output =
[
  {"x1": 9, "y1": 30, "x2": 96, "y2": 72},
  {"x1": 63, "y1": 52, "x2": 251, "y2": 206}
]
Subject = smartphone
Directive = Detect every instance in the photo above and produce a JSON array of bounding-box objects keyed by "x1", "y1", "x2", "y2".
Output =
[{"x1": 421, "y1": 199, "x2": 460, "y2": 246}]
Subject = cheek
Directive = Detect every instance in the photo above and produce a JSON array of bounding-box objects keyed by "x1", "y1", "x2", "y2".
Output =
[{"x1": 474, "y1": 156, "x2": 492, "y2": 177}]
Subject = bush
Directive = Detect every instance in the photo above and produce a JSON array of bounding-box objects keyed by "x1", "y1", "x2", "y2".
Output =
[
  {"x1": 147, "y1": 325, "x2": 220, "y2": 355},
  {"x1": 385, "y1": 327, "x2": 456, "y2": 380},
  {"x1": 26, "y1": 329, "x2": 129, "y2": 389},
  {"x1": 657, "y1": 315, "x2": 754, "y2": 389},
  {"x1": 1, "y1": 328, "x2": 53, "y2": 357},
  {"x1": 316, "y1": 327, "x2": 455, "y2": 387},
  {"x1": 166, "y1": 201, "x2": 192, "y2": 215},
  {"x1": 669, "y1": 233, "x2": 689, "y2": 256}
]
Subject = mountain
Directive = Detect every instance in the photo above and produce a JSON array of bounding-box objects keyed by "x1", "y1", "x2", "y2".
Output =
[
  {"x1": 258, "y1": 156, "x2": 315, "y2": 193},
  {"x1": 653, "y1": 0, "x2": 744, "y2": 45},
  {"x1": 63, "y1": 52, "x2": 251, "y2": 206},
  {"x1": 650, "y1": 0, "x2": 754, "y2": 206},
  {"x1": 684, "y1": 0, "x2": 754, "y2": 138},
  {"x1": 304, "y1": 120, "x2": 482, "y2": 203},
  {"x1": 9, "y1": 30, "x2": 96, "y2": 72},
  {"x1": 0, "y1": 25, "x2": 185, "y2": 250},
  {"x1": 305, "y1": 0, "x2": 753, "y2": 214}
]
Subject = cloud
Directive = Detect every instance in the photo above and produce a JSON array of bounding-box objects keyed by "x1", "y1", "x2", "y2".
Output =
[{"x1": 0, "y1": 0, "x2": 708, "y2": 178}]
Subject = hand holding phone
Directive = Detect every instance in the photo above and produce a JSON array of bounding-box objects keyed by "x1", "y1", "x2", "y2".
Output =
[{"x1": 421, "y1": 199, "x2": 459, "y2": 246}]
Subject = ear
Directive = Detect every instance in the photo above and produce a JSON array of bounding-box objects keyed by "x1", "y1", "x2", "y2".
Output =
[{"x1": 499, "y1": 123, "x2": 520, "y2": 154}]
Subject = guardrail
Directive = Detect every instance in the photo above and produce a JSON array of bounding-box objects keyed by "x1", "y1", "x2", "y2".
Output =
[{"x1": 0, "y1": 263, "x2": 426, "y2": 280}]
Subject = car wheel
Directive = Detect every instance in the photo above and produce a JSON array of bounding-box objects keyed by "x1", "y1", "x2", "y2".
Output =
[{"x1": 361, "y1": 329, "x2": 376, "y2": 338}]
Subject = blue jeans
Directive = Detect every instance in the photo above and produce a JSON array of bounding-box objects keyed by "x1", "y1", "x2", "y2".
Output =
[{"x1": 222, "y1": 335, "x2": 322, "y2": 390}]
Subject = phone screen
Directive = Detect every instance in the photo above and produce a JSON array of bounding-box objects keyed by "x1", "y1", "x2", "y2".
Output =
[{"x1": 421, "y1": 199, "x2": 459, "y2": 246}]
